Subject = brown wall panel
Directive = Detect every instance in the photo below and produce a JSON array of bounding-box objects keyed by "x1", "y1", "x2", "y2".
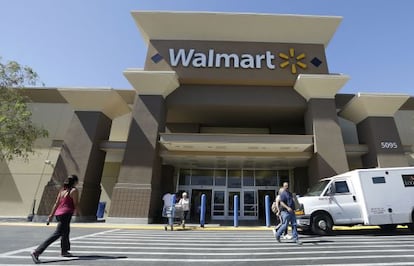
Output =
[
  {"x1": 357, "y1": 117, "x2": 408, "y2": 168},
  {"x1": 37, "y1": 112, "x2": 112, "y2": 221},
  {"x1": 109, "y1": 95, "x2": 166, "y2": 221},
  {"x1": 305, "y1": 99, "x2": 349, "y2": 185}
]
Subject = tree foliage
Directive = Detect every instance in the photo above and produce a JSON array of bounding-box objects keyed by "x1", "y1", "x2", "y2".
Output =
[{"x1": 0, "y1": 57, "x2": 48, "y2": 161}]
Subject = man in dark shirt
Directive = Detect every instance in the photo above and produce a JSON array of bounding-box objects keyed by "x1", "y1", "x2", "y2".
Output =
[{"x1": 275, "y1": 182, "x2": 302, "y2": 245}]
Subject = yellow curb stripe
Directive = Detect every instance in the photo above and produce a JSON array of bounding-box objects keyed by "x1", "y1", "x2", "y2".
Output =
[{"x1": 0, "y1": 222, "x2": 409, "y2": 231}]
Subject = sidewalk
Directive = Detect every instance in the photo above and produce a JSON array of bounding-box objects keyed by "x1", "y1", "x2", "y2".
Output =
[
  {"x1": 0, "y1": 221, "x2": 270, "y2": 231},
  {"x1": 0, "y1": 219, "x2": 401, "y2": 231}
]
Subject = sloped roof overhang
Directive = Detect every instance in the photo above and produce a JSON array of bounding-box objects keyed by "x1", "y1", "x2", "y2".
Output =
[{"x1": 132, "y1": 11, "x2": 342, "y2": 47}]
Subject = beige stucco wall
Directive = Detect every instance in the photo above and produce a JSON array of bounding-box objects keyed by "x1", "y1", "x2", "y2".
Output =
[
  {"x1": 98, "y1": 162, "x2": 121, "y2": 218},
  {"x1": 338, "y1": 117, "x2": 359, "y2": 144},
  {"x1": 109, "y1": 112, "x2": 132, "y2": 141},
  {"x1": 395, "y1": 110, "x2": 414, "y2": 146},
  {"x1": 97, "y1": 113, "x2": 132, "y2": 216},
  {"x1": 0, "y1": 103, "x2": 74, "y2": 217},
  {"x1": 395, "y1": 110, "x2": 414, "y2": 166},
  {"x1": 0, "y1": 100, "x2": 131, "y2": 217}
]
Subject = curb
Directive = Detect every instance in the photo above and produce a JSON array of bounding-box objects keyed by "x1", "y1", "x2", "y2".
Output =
[
  {"x1": 0, "y1": 222, "x2": 409, "y2": 231},
  {"x1": 0, "y1": 222, "x2": 270, "y2": 231}
]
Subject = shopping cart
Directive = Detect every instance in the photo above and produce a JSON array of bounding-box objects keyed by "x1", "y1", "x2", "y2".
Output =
[{"x1": 163, "y1": 204, "x2": 184, "y2": 231}]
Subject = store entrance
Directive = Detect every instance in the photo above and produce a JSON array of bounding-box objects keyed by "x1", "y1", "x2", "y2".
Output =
[
  {"x1": 258, "y1": 190, "x2": 276, "y2": 222},
  {"x1": 178, "y1": 168, "x2": 291, "y2": 222},
  {"x1": 190, "y1": 189, "x2": 212, "y2": 223},
  {"x1": 211, "y1": 189, "x2": 258, "y2": 220}
]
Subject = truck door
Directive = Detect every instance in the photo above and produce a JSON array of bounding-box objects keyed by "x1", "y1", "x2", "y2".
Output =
[{"x1": 328, "y1": 179, "x2": 362, "y2": 224}]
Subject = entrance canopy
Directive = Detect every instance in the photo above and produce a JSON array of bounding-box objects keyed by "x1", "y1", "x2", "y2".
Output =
[
  {"x1": 159, "y1": 133, "x2": 314, "y2": 168},
  {"x1": 132, "y1": 11, "x2": 342, "y2": 47}
]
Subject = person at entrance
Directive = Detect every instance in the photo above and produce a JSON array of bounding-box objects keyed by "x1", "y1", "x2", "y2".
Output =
[
  {"x1": 31, "y1": 175, "x2": 80, "y2": 263},
  {"x1": 177, "y1": 192, "x2": 190, "y2": 228},
  {"x1": 162, "y1": 192, "x2": 173, "y2": 230},
  {"x1": 275, "y1": 182, "x2": 301, "y2": 245}
]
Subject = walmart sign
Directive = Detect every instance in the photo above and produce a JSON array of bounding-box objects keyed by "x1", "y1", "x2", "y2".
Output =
[
  {"x1": 169, "y1": 48, "x2": 277, "y2": 69},
  {"x1": 161, "y1": 48, "x2": 319, "y2": 74}
]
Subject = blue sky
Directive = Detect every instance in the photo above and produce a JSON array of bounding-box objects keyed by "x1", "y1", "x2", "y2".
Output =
[{"x1": 1, "y1": 0, "x2": 413, "y2": 95}]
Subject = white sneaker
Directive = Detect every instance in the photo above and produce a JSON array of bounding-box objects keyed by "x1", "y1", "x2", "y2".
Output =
[{"x1": 284, "y1": 234, "x2": 293, "y2": 240}]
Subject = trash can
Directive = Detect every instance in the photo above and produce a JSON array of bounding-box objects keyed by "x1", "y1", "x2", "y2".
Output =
[{"x1": 96, "y1": 202, "x2": 106, "y2": 219}]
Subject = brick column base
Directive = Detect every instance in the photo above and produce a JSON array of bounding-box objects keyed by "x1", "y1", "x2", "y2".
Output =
[{"x1": 109, "y1": 184, "x2": 152, "y2": 222}]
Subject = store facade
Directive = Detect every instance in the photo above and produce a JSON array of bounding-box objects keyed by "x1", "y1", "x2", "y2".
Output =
[{"x1": 1, "y1": 11, "x2": 413, "y2": 223}]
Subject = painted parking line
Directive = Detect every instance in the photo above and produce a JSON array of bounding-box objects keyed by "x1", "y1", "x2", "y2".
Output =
[
  {"x1": 0, "y1": 229, "x2": 119, "y2": 257},
  {"x1": 1, "y1": 229, "x2": 413, "y2": 265}
]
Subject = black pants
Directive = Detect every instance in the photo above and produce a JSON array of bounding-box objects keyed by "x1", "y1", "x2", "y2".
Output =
[{"x1": 35, "y1": 213, "x2": 72, "y2": 254}]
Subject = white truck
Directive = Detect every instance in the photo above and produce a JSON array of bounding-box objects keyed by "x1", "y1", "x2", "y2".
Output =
[{"x1": 296, "y1": 167, "x2": 414, "y2": 235}]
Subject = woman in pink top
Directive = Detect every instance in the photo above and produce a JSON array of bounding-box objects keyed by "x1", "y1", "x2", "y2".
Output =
[{"x1": 31, "y1": 175, "x2": 80, "y2": 263}]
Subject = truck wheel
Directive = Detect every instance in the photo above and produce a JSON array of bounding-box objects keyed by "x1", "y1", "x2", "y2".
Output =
[
  {"x1": 379, "y1": 224, "x2": 397, "y2": 232},
  {"x1": 311, "y1": 214, "x2": 333, "y2": 235}
]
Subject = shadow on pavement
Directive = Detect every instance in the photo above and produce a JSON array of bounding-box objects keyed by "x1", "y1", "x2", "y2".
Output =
[
  {"x1": 300, "y1": 228, "x2": 413, "y2": 237},
  {"x1": 39, "y1": 255, "x2": 128, "y2": 264}
]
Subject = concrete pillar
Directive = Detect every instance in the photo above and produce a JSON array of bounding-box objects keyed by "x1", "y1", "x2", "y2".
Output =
[
  {"x1": 36, "y1": 111, "x2": 112, "y2": 221},
  {"x1": 293, "y1": 74, "x2": 350, "y2": 186},
  {"x1": 339, "y1": 93, "x2": 410, "y2": 168},
  {"x1": 357, "y1": 117, "x2": 408, "y2": 168},
  {"x1": 108, "y1": 95, "x2": 166, "y2": 223},
  {"x1": 305, "y1": 99, "x2": 349, "y2": 185}
]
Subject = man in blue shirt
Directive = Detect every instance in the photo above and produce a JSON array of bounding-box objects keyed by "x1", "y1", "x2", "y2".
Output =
[{"x1": 275, "y1": 182, "x2": 302, "y2": 245}]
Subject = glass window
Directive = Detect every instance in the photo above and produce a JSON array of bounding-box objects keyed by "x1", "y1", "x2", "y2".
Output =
[
  {"x1": 178, "y1": 169, "x2": 191, "y2": 185},
  {"x1": 244, "y1": 191, "x2": 255, "y2": 204},
  {"x1": 243, "y1": 170, "x2": 255, "y2": 186},
  {"x1": 214, "y1": 170, "x2": 226, "y2": 186},
  {"x1": 372, "y1": 176, "x2": 386, "y2": 184},
  {"x1": 306, "y1": 180, "x2": 330, "y2": 196},
  {"x1": 243, "y1": 191, "x2": 256, "y2": 216},
  {"x1": 228, "y1": 191, "x2": 240, "y2": 216},
  {"x1": 255, "y1": 170, "x2": 277, "y2": 186},
  {"x1": 228, "y1": 170, "x2": 241, "y2": 188},
  {"x1": 335, "y1": 181, "x2": 350, "y2": 193},
  {"x1": 214, "y1": 191, "x2": 225, "y2": 204},
  {"x1": 278, "y1": 170, "x2": 290, "y2": 187},
  {"x1": 191, "y1": 169, "x2": 213, "y2": 186},
  {"x1": 213, "y1": 191, "x2": 225, "y2": 216}
]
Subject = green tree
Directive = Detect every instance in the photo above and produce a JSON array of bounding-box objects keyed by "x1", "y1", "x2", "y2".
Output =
[{"x1": 0, "y1": 57, "x2": 48, "y2": 161}]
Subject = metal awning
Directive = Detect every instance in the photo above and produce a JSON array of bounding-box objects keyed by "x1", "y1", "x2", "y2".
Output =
[{"x1": 159, "y1": 133, "x2": 314, "y2": 168}]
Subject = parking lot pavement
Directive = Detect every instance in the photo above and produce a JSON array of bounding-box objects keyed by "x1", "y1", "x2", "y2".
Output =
[{"x1": 0, "y1": 223, "x2": 413, "y2": 265}]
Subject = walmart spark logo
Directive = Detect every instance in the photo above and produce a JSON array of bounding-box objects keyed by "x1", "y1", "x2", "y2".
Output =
[{"x1": 278, "y1": 48, "x2": 307, "y2": 74}]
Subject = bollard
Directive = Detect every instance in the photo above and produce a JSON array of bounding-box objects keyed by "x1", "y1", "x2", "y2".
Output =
[
  {"x1": 200, "y1": 194, "x2": 206, "y2": 227},
  {"x1": 265, "y1": 195, "x2": 271, "y2": 227},
  {"x1": 96, "y1": 202, "x2": 106, "y2": 219},
  {"x1": 234, "y1": 194, "x2": 239, "y2": 227},
  {"x1": 169, "y1": 194, "x2": 176, "y2": 230}
]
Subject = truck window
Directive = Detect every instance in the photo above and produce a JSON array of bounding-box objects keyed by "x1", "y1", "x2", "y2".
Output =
[
  {"x1": 372, "y1": 176, "x2": 386, "y2": 184},
  {"x1": 305, "y1": 180, "x2": 330, "y2": 196},
  {"x1": 334, "y1": 181, "x2": 350, "y2": 194}
]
